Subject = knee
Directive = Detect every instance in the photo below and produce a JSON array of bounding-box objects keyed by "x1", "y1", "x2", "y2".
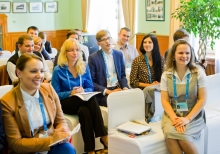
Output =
[
  {"x1": 50, "y1": 143, "x2": 76, "y2": 154},
  {"x1": 78, "y1": 106, "x2": 90, "y2": 117}
]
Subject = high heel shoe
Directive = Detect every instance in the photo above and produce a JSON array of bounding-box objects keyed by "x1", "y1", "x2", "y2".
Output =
[{"x1": 100, "y1": 138, "x2": 108, "y2": 149}]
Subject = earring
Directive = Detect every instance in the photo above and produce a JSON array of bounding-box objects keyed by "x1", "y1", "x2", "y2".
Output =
[{"x1": 173, "y1": 58, "x2": 175, "y2": 61}]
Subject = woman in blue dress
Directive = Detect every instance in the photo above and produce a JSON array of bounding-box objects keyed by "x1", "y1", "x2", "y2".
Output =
[{"x1": 52, "y1": 38, "x2": 108, "y2": 154}]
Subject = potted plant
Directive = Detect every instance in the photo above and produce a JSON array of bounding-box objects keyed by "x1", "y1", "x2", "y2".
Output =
[{"x1": 171, "y1": 0, "x2": 220, "y2": 60}]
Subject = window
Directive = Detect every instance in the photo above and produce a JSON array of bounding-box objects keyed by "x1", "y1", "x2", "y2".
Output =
[{"x1": 88, "y1": 0, "x2": 125, "y2": 43}]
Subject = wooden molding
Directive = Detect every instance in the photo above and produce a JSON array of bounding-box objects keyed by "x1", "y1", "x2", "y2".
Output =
[
  {"x1": 5, "y1": 30, "x2": 71, "y2": 52},
  {"x1": 206, "y1": 58, "x2": 215, "y2": 75}
]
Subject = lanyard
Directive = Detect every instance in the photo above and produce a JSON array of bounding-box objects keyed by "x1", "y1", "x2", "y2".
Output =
[
  {"x1": 102, "y1": 50, "x2": 111, "y2": 79},
  {"x1": 144, "y1": 54, "x2": 152, "y2": 83},
  {"x1": 26, "y1": 94, "x2": 47, "y2": 136},
  {"x1": 38, "y1": 95, "x2": 48, "y2": 133},
  {"x1": 173, "y1": 73, "x2": 190, "y2": 102},
  {"x1": 27, "y1": 109, "x2": 34, "y2": 137},
  {"x1": 66, "y1": 69, "x2": 82, "y2": 91}
]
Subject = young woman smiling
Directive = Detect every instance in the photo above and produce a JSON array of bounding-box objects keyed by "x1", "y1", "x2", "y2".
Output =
[
  {"x1": 160, "y1": 39, "x2": 207, "y2": 154},
  {"x1": 1, "y1": 54, "x2": 76, "y2": 154}
]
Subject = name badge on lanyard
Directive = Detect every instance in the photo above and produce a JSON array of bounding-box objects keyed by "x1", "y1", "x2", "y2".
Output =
[{"x1": 173, "y1": 74, "x2": 190, "y2": 112}]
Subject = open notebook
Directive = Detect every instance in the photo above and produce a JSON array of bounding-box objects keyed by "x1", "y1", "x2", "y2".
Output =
[
  {"x1": 73, "y1": 92, "x2": 101, "y2": 101},
  {"x1": 117, "y1": 121, "x2": 151, "y2": 135}
]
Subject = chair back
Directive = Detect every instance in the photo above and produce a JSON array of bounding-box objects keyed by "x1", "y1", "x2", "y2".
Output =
[
  {"x1": 0, "y1": 85, "x2": 13, "y2": 98},
  {"x1": 52, "y1": 48, "x2": 58, "y2": 55},
  {"x1": 0, "y1": 51, "x2": 12, "y2": 58},
  {"x1": 0, "y1": 58, "x2": 8, "y2": 66},
  {"x1": 48, "y1": 48, "x2": 58, "y2": 59},
  {"x1": 206, "y1": 73, "x2": 220, "y2": 105},
  {"x1": 154, "y1": 90, "x2": 164, "y2": 117},
  {"x1": 107, "y1": 88, "x2": 145, "y2": 129},
  {"x1": 45, "y1": 60, "x2": 54, "y2": 74}
]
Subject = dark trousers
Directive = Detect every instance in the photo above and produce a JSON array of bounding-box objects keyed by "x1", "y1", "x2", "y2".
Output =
[
  {"x1": 60, "y1": 96, "x2": 107, "y2": 152},
  {"x1": 95, "y1": 94, "x2": 108, "y2": 107},
  {"x1": 95, "y1": 86, "x2": 118, "y2": 107}
]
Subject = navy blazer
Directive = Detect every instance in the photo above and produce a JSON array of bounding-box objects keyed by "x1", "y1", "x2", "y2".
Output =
[
  {"x1": 44, "y1": 41, "x2": 52, "y2": 54},
  {"x1": 88, "y1": 49, "x2": 128, "y2": 93},
  {"x1": 40, "y1": 48, "x2": 51, "y2": 60}
]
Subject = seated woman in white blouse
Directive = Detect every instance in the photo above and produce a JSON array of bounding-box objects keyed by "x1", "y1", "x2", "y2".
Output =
[
  {"x1": 160, "y1": 39, "x2": 207, "y2": 154},
  {"x1": 0, "y1": 53, "x2": 76, "y2": 154}
]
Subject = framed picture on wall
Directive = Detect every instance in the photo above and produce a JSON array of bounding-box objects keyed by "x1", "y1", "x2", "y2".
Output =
[
  {"x1": 0, "y1": 2, "x2": 11, "y2": 13},
  {"x1": 45, "y1": 2, "x2": 58, "y2": 13},
  {"x1": 13, "y1": 2, "x2": 27, "y2": 13},
  {"x1": 29, "y1": 2, "x2": 43, "y2": 13},
  {"x1": 146, "y1": 0, "x2": 165, "y2": 21}
]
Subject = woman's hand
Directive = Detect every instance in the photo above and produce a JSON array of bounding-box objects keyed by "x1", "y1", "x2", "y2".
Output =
[
  {"x1": 70, "y1": 87, "x2": 84, "y2": 96},
  {"x1": 50, "y1": 127, "x2": 71, "y2": 144},
  {"x1": 175, "y1": 125, "x2": 186, "y2": 133},
  {"x1": 152, "y1": 81, "x2": 160, "y2": 85},
  {"x1": 172, "y1": 117, "x2": 190, "y2": 128}
]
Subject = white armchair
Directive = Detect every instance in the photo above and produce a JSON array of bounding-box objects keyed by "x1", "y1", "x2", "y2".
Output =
[{"x1": 107, "y1": 88, "x2": 169, "y2": 154}]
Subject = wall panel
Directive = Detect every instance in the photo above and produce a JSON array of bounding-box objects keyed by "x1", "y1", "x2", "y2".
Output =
[{"x1": 5, "y1": 30, "x2": 71, "y2": 52}]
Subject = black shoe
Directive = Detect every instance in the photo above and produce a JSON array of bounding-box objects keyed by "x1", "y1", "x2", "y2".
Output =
[{"x1": 100, "y1": 138, "x2": 108, "y2": 149}]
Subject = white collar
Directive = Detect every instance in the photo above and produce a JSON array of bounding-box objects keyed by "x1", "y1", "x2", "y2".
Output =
[
  {"x1": 103, "y1": 49, "x2": 113, "y2": 56},
  {"x1": 20, "y1": 85, "x2": 39, "y2": 101},
  {"x1": 18, "y1": 51, "x2": 22, "y2": 57}
]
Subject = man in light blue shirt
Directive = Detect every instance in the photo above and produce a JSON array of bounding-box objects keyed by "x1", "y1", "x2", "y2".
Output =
[{"x1": 114, "y1": 27, "x2": 139, "y2": 68}]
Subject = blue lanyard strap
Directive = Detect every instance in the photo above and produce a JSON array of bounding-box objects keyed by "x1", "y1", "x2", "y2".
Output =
[
  {"x1": 66, "y1": 69, "x2": 82, "y2": 91},
  {"x1": 102, "y1": 50, "x2": 111, "y2": 79},
  {"x1": 173, "y1": 73, "x2": 190, "y2": 101},
  {"x1": 38, "y1": 95, "x2": 47, "y2": 132},
  {"x1": 143, "y1": 54, "x2": 152, "y2": 83}
]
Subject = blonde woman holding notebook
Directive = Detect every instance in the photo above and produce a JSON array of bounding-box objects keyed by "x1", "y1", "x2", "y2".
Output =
[{"x1": 51, "y1": 38, "x2": 108, "y2": 154}]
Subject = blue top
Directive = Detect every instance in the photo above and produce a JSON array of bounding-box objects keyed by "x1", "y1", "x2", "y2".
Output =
[{"x1": 52, "y1": 65, "x2": 94, "y2": 100}]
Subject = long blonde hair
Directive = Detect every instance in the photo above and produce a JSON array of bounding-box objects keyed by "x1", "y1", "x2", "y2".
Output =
[{"x1": 58, "y1": 38, "x2": 86, "y2": 75}]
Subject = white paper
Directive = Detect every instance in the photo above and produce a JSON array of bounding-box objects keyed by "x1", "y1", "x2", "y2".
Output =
[{"x1": 73, "y1": 92, "x2": 101, "y2": 101}]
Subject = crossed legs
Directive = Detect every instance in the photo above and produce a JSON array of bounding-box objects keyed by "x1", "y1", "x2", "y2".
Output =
[{"x1": 166, "y1": 138, "x2": 198, "y2": 154}]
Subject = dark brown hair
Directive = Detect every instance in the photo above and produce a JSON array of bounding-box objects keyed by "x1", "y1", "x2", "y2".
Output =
[
  {"x1": 27, "y1": 26, "x2": 39, "y2": 33},
  {"x1": 66, "y1": 31, "x2": 79, "y2": 39},
  {"x1": 173, "y1": 29, "x2": 189, "y2": 42},
  {"x1": 17, "y1": 34, "x2": 33, "y2": 46},
  {"x1": 38, "y1": 31, "x2": 46, "y2": 39}
]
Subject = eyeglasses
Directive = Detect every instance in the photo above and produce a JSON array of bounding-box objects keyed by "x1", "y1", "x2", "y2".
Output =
[{"x1": 99, "y1": 37, "x2": 112, "y2": 42}]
